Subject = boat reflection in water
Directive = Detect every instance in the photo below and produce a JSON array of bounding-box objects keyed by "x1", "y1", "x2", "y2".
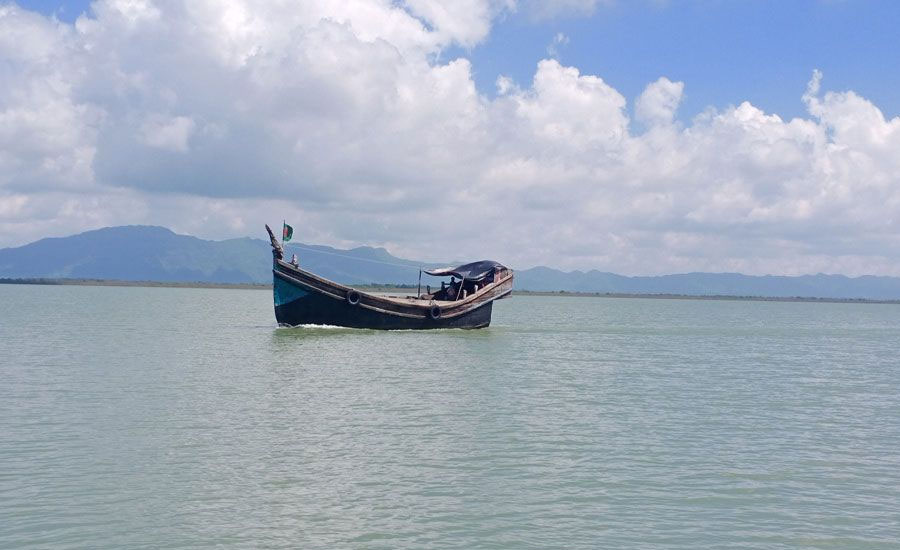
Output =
[{"x1": 265, "y1": 225, "x2": 513, "y2": 329}]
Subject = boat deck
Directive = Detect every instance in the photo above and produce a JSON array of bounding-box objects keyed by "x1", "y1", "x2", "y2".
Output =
[{"x1": 274, "y1": 259, "x2": 513, "y2": 312}]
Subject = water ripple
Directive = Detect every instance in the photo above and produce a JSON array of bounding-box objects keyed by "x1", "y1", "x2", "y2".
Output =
[{"x1": 1, "y1": 287, "x2": 899, "y2": 549}]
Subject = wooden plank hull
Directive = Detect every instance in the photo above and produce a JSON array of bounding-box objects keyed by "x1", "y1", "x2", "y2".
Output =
[{"x1": 271, "y1": 260, "x2": 512, "y2": 330}]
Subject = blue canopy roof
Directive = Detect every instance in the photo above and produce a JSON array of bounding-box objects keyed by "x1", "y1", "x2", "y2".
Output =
[{"x1": 424, "y1": 260, "x2": 506, "y2": 282}]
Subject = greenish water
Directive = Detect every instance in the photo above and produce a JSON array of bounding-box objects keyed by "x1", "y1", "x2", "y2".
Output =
[{"x1": 1, "y1": 284, "x2": 899, "y2": 549}]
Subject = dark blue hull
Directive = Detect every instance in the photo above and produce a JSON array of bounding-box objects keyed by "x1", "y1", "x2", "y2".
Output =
[
  {"x1": 272, "y1": 262, "x2": 505, "y2": 330},
  {"x1": 274, "y1": 287, "x2": 493, "y2": 329}
]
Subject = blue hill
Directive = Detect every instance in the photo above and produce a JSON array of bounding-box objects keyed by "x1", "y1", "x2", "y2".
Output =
[
  {"x1": 514, "y1": 268, "x2": 900, "y2": 300},
  {"x1": 2, "y1": 225, "x2": 900, "y2": 299},
  {"x1": 0, "y1": 225, "x2": 431, "y2": 285}
]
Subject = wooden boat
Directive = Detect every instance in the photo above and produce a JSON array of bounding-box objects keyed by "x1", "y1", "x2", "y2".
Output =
[{"x1": 265, "y1": 225, "x2": 513, "y2": 329}]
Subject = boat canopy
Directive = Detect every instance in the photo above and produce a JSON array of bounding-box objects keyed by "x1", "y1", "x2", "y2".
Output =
[{"x1": 425, "y1": 260, "x2": 506, "y2": 282}]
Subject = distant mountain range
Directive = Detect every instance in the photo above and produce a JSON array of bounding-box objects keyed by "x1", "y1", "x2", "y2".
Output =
[
  {"x1": 0, "y1": 226, "x2": 428, "y2": 286},
  {"x1": 515, "y1": 266, "x2": 900, "y2": 300},
  {"x1": 3, "y1": 225, "x2": 900, "y2": 300}
]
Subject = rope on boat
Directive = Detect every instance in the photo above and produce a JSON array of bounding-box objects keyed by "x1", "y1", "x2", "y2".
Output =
[{"x1": 283, "y1": 243, "x2": 437, "y2": 271}]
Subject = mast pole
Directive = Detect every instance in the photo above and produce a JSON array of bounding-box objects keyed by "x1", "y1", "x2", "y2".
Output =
[{"x1": 417, "y1": 268, "x2": 422, "y2": 298}]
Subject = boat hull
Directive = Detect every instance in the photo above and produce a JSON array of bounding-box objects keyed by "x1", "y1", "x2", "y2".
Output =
[{"x1": 272, "y1": 261, "x2": 509, "y2": 330}]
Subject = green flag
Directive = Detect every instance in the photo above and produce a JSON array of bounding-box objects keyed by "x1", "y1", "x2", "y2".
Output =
[{"x1": 282, "y1": 222, "x2": 293, "y2": 242}]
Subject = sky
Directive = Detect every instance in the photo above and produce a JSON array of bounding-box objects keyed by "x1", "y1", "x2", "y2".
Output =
[{"x1": 1, "y1": 1, "x2": 899, "y2": 275}]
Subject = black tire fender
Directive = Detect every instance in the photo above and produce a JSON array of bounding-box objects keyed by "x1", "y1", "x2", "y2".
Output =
[
  {"x1": 428, "y1": 304, "x2": 442, "y2": 320},
  {"x1": 346, "y1": 290, "x2": 360, "y2": 306}
]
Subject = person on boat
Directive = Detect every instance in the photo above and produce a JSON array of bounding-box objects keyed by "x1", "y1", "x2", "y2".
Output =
[
  {"x1": 290, "y1": 253, "x2": 299, "y2": 267},
  {"x1": 448, "y1": 277, "x2": 458, "y2": 300}
]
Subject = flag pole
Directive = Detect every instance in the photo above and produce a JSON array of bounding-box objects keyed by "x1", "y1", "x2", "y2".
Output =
[{"x1": 281, "y1": 219, "x2": 285, "y2": 247}]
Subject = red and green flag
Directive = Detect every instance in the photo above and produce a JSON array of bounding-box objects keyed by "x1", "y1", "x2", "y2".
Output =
[{"x1": 282, "y1": 222, "x2": 293, "y2": 242}]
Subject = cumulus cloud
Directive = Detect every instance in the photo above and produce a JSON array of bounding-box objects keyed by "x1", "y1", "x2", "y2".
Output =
[
  {"x1": 636, "y1": 77, "x2": 684, "y2": 126},
  {"x1": 1, "y1": 1, "x2": 900, "y2": 276},
  {"x1": 0, "y1": 5, "x2": 99, "y2": 193}
]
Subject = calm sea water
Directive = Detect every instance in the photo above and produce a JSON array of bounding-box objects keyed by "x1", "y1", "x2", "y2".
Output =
[{"x1": 1, "y1": 284, "x2": 899, "y2": 549}]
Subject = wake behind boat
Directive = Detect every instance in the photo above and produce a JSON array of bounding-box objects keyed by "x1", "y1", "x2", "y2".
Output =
[{"x1": 266, "y1": 225, "x2": 513, "y2": 329}]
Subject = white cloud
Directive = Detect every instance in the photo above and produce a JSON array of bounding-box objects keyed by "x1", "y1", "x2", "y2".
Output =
[
  {"x1": 1, "y1": 1, "x2": 900, "y2": 277},
  {"x1": 507, "y1": 59, "x2": 628, "y2": 151},
  {"x1": 0, "y1": 5, "x2": 98, "y2": 192},
  {"x1": 95, "y1": 0, "x2": 161, "y2": 26},
  {"x1": 403, "y1": 0, "x2": 504, "y2": 48},
  {"x1": 635, "y1": 77, "x2": 684, "y2": 126}
]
